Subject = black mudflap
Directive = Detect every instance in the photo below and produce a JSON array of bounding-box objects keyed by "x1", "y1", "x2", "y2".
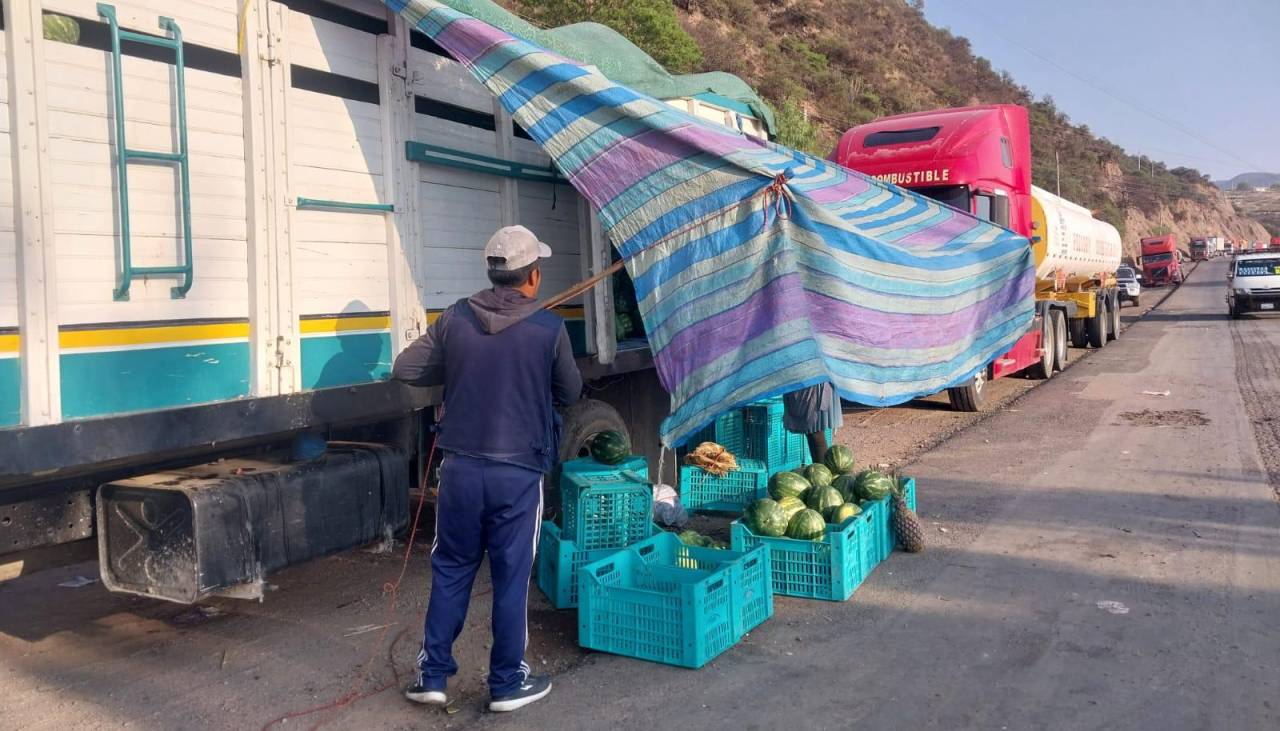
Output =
[{"x1": 96, "y1": 442, "x2": 408, "y2": 603}]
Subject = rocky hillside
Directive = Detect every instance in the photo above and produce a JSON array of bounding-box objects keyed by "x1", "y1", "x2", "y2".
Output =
[
  {"x1": 505, "y1": 0, "x2": 1268, "y2": 258},
  {"x1": 1226, "y1": 189, "x2": 1280, "y2": 239}
]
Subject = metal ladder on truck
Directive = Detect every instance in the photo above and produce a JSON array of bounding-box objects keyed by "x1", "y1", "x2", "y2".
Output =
[{"x1": 98, "y1": 3, "x2": 193, "y2": 301}]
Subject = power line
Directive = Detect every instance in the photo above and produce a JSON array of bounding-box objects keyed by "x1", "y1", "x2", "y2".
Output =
[{"x1": 965, "y1": 6, "x2": 1268, "y2": 173}]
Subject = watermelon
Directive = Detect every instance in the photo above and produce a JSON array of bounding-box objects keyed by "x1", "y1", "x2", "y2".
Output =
[
  {"x1": 786, "y1": 509, "x2": 826, "y2": 541},
  {"x1": 775, "y1": 495, "x2": 806, "y2": 522},
  {"x1": 768, "y1": 471, "x2": 811, "y2": 501},
  {"x1": 853, "y1": 469, "x2": 894, "y2": 501},
  {"x1": 588, "y1": 430, "x2": 630, "y2": 465},
  {"x1": 803, "y1": 463, "x2": 834, "y2": 487},
  {"x1": 831, "y1": 474, "x2": 856, "y2": 502},
  {"x1": 804, "y1": 485, "x2": 844, "y2": 514},
  {"x1": 824, "y1": 444, "x2": 855, "y2": 475},
  {"x1": 743, "y1": 499, "x2": 788, "y2": 537},
  {"x1": 825, "y1": 502, "x2": 861, "y2": 525}
]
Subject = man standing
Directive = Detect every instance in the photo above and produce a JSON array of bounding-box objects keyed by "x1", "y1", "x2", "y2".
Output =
[
  {"x1": 782, "y1": 383, "x2": 843, "y2": 464},
  {"x1": 392, "y1": 225, "x2": 582, "y2": 713}
]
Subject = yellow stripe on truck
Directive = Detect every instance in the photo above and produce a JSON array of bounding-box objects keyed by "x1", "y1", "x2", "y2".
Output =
[
  {"x1": 0, "y1": 333, "x2": 18, "y2": 353},
  {"x1": 299, "y1": 315, "x2": 392, "y2": 334},
  {"x1": 60, "y1": 322, "x2": 251, "y2": 349}
]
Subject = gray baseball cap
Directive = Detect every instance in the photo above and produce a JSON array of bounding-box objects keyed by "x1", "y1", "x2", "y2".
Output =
[{"x1": 484, "y1": 225, "x2": 553, "y2": 271}]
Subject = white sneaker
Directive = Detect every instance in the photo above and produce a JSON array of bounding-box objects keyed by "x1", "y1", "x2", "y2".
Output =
[
  {"x1": 404, "y1": 681, "x2": 448, "y2": 706},
  {"x1": 489, "y1": 675, "x2": 552, "y2": 713}
]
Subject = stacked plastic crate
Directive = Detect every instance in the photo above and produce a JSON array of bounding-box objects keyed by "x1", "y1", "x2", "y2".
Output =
[
  {"x1": 537, "y1": 456, "x2": 653, "y2": 609},
  {"x1": 679, "y1": 396, "x2": 829, "y2": 514}
]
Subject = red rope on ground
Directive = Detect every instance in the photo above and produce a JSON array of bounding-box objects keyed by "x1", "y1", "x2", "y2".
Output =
[{"x1": 260, "y1": 441, "x2": 438, "y2": 731}]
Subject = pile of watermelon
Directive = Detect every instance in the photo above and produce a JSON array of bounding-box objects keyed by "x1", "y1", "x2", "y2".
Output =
[{"x1": 743, "y1": 443, "x2": 890, "y2": 541}]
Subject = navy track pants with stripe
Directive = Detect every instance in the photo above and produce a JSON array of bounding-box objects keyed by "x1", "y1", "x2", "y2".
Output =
[{"x1": 418, "y1": 454, "x2": 542, "y2": 696}]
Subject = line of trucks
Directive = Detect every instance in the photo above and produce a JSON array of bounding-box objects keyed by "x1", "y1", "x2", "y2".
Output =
[{"x1": 0, "y1": 1, "x2": 1170, "y2": 602}]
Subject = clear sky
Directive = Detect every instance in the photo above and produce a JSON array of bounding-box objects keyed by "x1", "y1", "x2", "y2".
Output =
[{"x1": 921, "y1": 0, "x2": 1280, "y2": 181}]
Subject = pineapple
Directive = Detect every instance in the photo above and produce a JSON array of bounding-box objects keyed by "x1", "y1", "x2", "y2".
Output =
[{"x1": 890, "y1": 477, "x2": 925, "y2": 553}]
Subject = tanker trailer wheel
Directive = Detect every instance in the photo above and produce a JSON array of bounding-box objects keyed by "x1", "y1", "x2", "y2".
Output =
[
  {"x1": 1107, "y1": 293, "x2": 1121, "y2": 341},
  {"x1": 1051, "y1": 309, "x2": 1068, "y2": 372},
  {"x1": 1086, "y1": 296, "x2": 1108, "y2": 348},
  {"x1": 1068, "y1": 317, "x2": 1088, "y2": 348},
  {"x1": 1030, "y1": 313, "x2": 1056, "y2": 380},
  {"x1": 947, "y1": 370, "x2": 986, "y2": 412},
  {"x1": 549, "y1": 399, "x2": 629, "y2": 519}
]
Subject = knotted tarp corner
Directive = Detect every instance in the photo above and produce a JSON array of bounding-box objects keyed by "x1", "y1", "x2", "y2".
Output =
[{"x1": 384, "y1": 0, "x2": 1036, "y2": 447}]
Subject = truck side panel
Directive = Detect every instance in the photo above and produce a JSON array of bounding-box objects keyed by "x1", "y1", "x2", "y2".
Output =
[
  {"x1": 43, "y1": 6, "x2": 252, "y2": 420},
  {"x1": 0, "y1": 30, "x2": 17, "y2": 426}
]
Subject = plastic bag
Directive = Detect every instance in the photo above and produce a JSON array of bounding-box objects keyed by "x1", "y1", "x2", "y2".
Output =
[{"x1": 651, "y1": 483, "x2": 688, "y2": 528}]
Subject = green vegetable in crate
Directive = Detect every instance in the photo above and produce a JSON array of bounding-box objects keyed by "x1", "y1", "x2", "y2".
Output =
[
  {"x1": 775, "y1": 495, "x2": 806, "y2": 522},
  {"x1": 743, "y1": 498, "x2": 788, "y2": 537},
  {"x1": 588, "y1": 430, "x2": 631, "y2": 465},
  {"x1": 675, "y1": 529, "x2": 727, "y2": 549},
  {"x1": 825, "y1": 502, "x2": 861, "y2": 524},
  {"x1": 823, "y1": 444, "x2": 855, "y2": 475},
  {"x1": 786, "y1": 509, "x2": 826, "y2": 541},
  {"x1": 615, "y1": 312, "x2": 634, "y2": 339},
  {"x1": 43, "y1": 13, "x2": 81, "y2": 43},
  {"x1": 767, "y1": 471, "x2": 810, "y2": 501},
  {"x1": 853, "y1": 469, "x2": 894, "y2": 501},
  {"x1": 804, "y1": 485, "x2": 844, "y2": 514},
  {"x1": 803, "y1": 463, "x2": 834, "y2": 487},
  {"x1": 831, "y1": 474, "x2": 855, "y2": 502}
]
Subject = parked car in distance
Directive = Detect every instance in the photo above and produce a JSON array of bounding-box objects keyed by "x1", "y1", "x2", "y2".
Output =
[
  {"x1": 1227, "y1": 253, "x2": 1280, "y2": 318},
  {"x1": 1116, "y1": 265, "x2": 1141, "y2": 307}
]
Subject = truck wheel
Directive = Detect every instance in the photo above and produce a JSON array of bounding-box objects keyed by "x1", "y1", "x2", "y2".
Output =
[
  {"x1": 947, "y1": 371, "x2": 985, "y2": 412},
  {"x1": 1107, "y1": 294, "x2": 1121, "y2": 341},
  {"x1": 1068, "y1": 317, "x2": 1088, "y2": 348},
  {"x1": 1051, "y1": 309, "x2": 1068, "y2": 372},
  {"x1": 1086, "y1": 298, "x2": 1108, "y2": 348},
  {"x1": 1132, "y1": 296, "x2": 1140, "y2": 308},
  {"x1": 550, "y1": 399, "x2": 629, "y2": 518},
  {"x1": 1030, "y1": 313, "x2": 1055, "y2": 380}
]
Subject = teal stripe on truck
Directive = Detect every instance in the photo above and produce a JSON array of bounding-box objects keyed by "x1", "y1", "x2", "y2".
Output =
[
  {"x1": 60, "y1": 342, "x2": 250, "y2": 420},
  {"x1": 0, "y1": 358, "x2": 18, "y2": 426}
]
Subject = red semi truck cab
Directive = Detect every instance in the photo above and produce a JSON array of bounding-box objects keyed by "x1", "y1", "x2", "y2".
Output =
[
  {"x1": 831, "y1": 104, "x2": 1121, "y2": 411},
  {"x1": 1270, "y1": 236, "x2": 1280, "y2": 251},
  {"x1": 831, "y1": 104, "x2": 1030, "y2": 236},
  {"x1": 1141, "y1": 235, "x2": 1182, "y2": 285},
  {"x1": 1189, "y1": 238, "x2": 1209, "y2": 261}
]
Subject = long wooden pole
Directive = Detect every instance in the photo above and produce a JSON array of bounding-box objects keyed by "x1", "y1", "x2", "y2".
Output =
[{"x1": 539, "y1": 258, "x2": 625, "y2": 311}]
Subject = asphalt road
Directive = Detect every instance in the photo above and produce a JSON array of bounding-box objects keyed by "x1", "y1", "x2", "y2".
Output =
[
  {"x1": 2, "y1": 258, "x2": 1277, "y2": 730},
  {"x1": 484, "y1": 256, "x2": 1280, "y2": 730}
]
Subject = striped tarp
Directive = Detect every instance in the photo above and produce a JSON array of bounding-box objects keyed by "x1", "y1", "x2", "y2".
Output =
[{"x1": 385, "y1": 0, "x2": 1036, "y2": 447}]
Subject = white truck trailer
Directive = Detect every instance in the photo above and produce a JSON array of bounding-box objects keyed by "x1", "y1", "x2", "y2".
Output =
[{"x1": 0, "y1": 0, "x2": 764, "y2": 591}]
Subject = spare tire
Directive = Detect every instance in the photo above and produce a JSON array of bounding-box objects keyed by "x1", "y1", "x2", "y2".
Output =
[{"x1": 547, "y1": 399, "x2": 630, "y2": 520}]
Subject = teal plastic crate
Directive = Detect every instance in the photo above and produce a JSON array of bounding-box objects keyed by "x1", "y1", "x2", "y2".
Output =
[
  {"x1": 687, "y1": 410, "x2": 747, "y2": 456},
  {"x1": 561, "y1": 471, "x2": 653, "y2": 550},
  {"x1": 742, "y1": 398, "x2": 833, "y2": 471},
  {"x1": 730, "y1": 506, "x2": 873, "y2": 601},
  {"x1": 536, "y1": 521, "x2": 625, "y2": 609},
  {"x1": 577, "y1": 533, "x2": 773, "y2": 669},
  {"x1": 559, "y1": 455, "x2": 649, "y2": 481},
  {"x1": 678, "y1": 458, "x2": 769, "y2": 513}
]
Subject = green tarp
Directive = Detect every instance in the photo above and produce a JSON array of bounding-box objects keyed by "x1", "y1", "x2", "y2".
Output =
[{"x1": 437, "y1": 0, "x2": 777, "y2": 136}]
